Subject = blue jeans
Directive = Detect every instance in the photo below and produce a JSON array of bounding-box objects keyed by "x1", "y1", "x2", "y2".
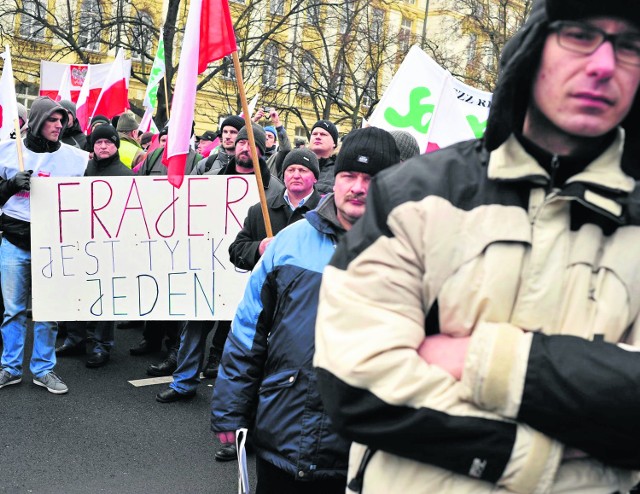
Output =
[
  {"x1": 64, "y1": 320, "x2": 115, "y2": 355},
  {"x1": 170, "y1": 321, "x2": 213, "y2": 394},
  {"x1": 0, "y1": 239, "x2": 57, "y2": 378}
]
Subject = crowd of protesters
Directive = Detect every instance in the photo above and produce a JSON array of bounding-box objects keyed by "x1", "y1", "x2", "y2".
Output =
[{"x1": 3, "y1": 0, "x2": 640, "y2": 491}]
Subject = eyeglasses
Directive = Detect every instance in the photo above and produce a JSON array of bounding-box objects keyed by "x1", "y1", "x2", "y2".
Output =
[{"x1": 549, "y1": 21, "x2": 640, "y2": 67}]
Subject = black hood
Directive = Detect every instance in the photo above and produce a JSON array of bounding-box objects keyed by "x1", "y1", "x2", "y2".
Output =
[
  {"x1": 28, "y1": 96, "x2": 69, "y2": 137},
  {"x1": 59, "y1": 99, "x2": 84, "y2": 137},
  {"x1": 484, "y1": 0, "x2": 640, "y2": 176}
]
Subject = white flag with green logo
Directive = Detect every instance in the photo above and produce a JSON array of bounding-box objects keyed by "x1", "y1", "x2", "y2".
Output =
[{"x1": 143, "y1": 33, "x2": 166, "y2": 110}]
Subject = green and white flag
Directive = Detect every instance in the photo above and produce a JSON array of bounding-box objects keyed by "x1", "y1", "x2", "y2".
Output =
[{"x1": 143, "y1": 32, "x2": 166, "y2": 110}]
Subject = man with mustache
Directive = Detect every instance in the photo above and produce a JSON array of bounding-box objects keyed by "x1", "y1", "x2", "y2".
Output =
[
  {"x1": 314, "y1": 0, "x2": 640, "y2": 492},
  {"x1": 0, "y1": 97, "x2": 87, "y2": 394},
  {"x1": 210, "y1": 127, "x2": 400, "y2": 492}
]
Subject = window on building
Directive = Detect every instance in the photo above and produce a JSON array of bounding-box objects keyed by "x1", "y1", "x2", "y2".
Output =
[
  {"x1": 263, "y1": 44, "x2": 278, "y2": 88},
  {"x1": 333, "y1": 59, "x2": 346, "y2": 100},
  {"x1": 299, "y1": 52, "x2": 314, "y2": 94},
  {"x1": 295, "y1": 125, "x2": 306, "y2": 140},
  {"x1": 467, "y1": 33, "x2": 478, "y2": 64},
  {"x1": 78, "y1": 0, "x2": 102, "y2": 52},
  {"x1": 339, "y1": 0, "x2": 354, "y2": 34},
  {"x1": 19, "y1": 0, "x2": 46, "y2": 40},
  {"x1": 471, "y1": 1, "x2": 484, "y2": 17},
  {"x1": 15, "y1": 82, "x2": 39, "y2": 109},
  {"x1": 131, "y1": 11, "x2": 153, "y2": 61},
  {"x1": 399, "y1": 17, "x2": 412, "y2": 52},
  {"x1": 362, "y1": 70, "x2": 376, "y2": 107},
  {"x1": 307, "y1": 0, "x2": 321, "y2": 26},
  {"x1": 371, "y1": 8, "x2": 384, "y2": 42},
  {"x1": 222, "y1": 55, "x2": 236, "y2": 80},
  {"x1": 270, "y1": 0, "x2": 284, "y2": 15},
  {"x1": 485, "y1": 45, "x2": 496, "y2": 72}
]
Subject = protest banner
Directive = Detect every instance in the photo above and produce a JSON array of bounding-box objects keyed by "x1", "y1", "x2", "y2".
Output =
[
  {"x1": 368, "y1": 44, "x2": 493, "y2": 152},
  {"x1": 30, "y1": 175, "x2": 259, "y2": 321}
]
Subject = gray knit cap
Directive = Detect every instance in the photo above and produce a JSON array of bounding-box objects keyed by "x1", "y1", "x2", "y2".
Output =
[
  {"x1": 282, "y1": 148, "x2": 320, "y2": 179},
  {"x1": 390, "y1": 130, "x2": 420, "y2": 162},
  {"x1": 116, "y1": 111, "x2": 138, "y2": 132},
  {"x1": 235, "y1": 123, "x2": 266, "y2": 155}
]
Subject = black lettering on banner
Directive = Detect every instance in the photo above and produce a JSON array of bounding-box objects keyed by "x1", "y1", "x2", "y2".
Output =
[{"x1": 88, "y1": 278, "x2": 104, "y2": 316}]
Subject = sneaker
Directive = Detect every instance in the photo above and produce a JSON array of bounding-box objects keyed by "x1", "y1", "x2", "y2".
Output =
[
  {"x1": 33, "y1": 371, "x2": 69, "y2": 394},
  {"x1": 0, "y1": 369, "x2": 22, "y2": 389}
]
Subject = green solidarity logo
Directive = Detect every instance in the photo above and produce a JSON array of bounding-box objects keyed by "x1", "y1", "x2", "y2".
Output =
[
  {"x1": 466, "y1": 115, "x2": 487, "y2": 138},
  {"x1": 383, "y1": 86, "x2": 435, "y2": 135}
]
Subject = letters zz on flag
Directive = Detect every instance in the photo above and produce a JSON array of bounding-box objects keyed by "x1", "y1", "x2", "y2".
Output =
[{"x1": 164, "y1": 0, "x2": 237, "y2": 188}]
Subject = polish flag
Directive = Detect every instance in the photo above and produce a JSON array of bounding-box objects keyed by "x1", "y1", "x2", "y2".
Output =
[
  {"x1": 91, "y1": 48, "x2": 130, "y2": 120},
  {"x1": 0, "y1": 46, "x2": 19, "y2": 141},
  {"x1": 56, "y1": 67, "x2": 72, "y2": 102},
  {"x1": 75, "y1": 65, "x2": 92, "y2": 133},
  {"x1": 138, "y1": 106, "x2": 159, "y2": 134},
  {"x1": 164, "y1": 0, "x2": 236, "y2": 188},
  {"x1": 40, "y1": 59, "x2": 132, "y2": 105}
]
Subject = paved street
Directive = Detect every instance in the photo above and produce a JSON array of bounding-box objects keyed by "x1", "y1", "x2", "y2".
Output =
[{"x1": 1, "y1": 322, "x2": 256, "y2": 494}]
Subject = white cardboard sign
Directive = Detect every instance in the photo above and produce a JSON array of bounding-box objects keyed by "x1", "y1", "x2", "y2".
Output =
[{"x1": 30, "y1": 175, "x2": 260, "y2": 321}]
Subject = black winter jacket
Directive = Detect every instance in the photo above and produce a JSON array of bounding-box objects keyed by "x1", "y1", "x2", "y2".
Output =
[{"x1": 229, "y1": 189, "x2": 321, "y2": 270}]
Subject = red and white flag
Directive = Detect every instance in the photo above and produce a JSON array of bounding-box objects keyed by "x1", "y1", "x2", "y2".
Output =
[
  {"x1": 91, "y1": 48, "x2": 130, "y2": 120},
  {"x1": 75, "y1": 65, "x2": 92, "y2": 133},
  {"x1": 56, "y1": 67, "x2": 72, "y2": 102},
  {"x1": 138, "y1": 106, "x2": 159, "y2": 134},
  {"x1": 0, "y1": 46, "x2": 19, "y2": 141},
  {"x1": 164, "y1": 0, "x2": 236, "y2": 188},
  {"x1": 40, "y1": 58, "x2": 132, "y2": 107}
]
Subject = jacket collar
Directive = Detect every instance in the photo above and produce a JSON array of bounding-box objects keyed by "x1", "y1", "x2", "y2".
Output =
[
  {"x1": 488, "y1": 129, "x2": 634, "y2": 193},
  {"x1": 270, "y1": 188, "x2": 322, "y2": 211},
  {"x1": 305, "y1": 193, "x2": 347, "y2": 238},
  {"x1": 488, "y1": 129, "x2": 635, "y2": 221}
]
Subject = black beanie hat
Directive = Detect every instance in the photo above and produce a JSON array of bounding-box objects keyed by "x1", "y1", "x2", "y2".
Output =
[
  {"x1": 90, "y1": 114, "x2": 110, "y2": 130},
  {"x1": 221, "y1": 115, "x2": 245, "y2": 132},
  {"x1": 90, "y1": 124, "x2": 120, "y2": 149},
  {"x1": 312, "y1": 120, "x2": 339, "y2": 146},
  {"x1": 235, "y1": 124, "x2": 266, "y2": 155},
  {"x1": 546, "y1": 0, "x2": 640, "y2": 27},
  {"x1": 334, "y1": 127, "x2": 400, "y2": 178},
  {"x1": 282, "y1": 148, "x2": 320, "y2": 179}
]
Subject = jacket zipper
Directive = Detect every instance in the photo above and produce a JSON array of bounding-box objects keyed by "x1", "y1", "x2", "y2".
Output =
[
  {"x1": 547, "y1": 154, "x2": 559, "y2": 193},
  {"x1": 347, "y1": 448, "x2": 377, "y2": 493}
]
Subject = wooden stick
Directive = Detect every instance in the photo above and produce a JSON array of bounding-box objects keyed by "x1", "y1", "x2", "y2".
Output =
[
  {"x1": 163, "y1": 75, "x2": 170, "y2": 120},
  {"x1": 232, "y1": 51, "x2": 273, "y2": 237},
  {"x1": 14, "y1": 118, "x2": 25, "y2": 172}
]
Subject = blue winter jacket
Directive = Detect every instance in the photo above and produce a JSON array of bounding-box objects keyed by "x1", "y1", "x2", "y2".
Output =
[{"x1": 211, "y1": 195, "x2": 350, "y2": 482}]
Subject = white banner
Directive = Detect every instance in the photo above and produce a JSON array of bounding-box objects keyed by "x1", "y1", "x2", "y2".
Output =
[
  {"x1": 368, "y1": 45, "x2": 493, "y2": 153},
  {"x1": 30, "y1": 175, "x2": 260, "y2": 321}
]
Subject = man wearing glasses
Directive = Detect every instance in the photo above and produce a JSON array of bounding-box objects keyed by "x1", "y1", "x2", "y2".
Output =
[{"x1": 315, "y1": 0, "x2": 640, "y2": 493}]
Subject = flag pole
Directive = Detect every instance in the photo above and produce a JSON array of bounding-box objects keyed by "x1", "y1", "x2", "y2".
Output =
[
  {"x1": 163, "y1": 75, "x2": 170, "y2": 120},
  {"x1": 232, "y1": 51, "x2": 273, "y2": 237},
  {"x1": 13, "y1": 119, "x2": 25, "y2": 171}
]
